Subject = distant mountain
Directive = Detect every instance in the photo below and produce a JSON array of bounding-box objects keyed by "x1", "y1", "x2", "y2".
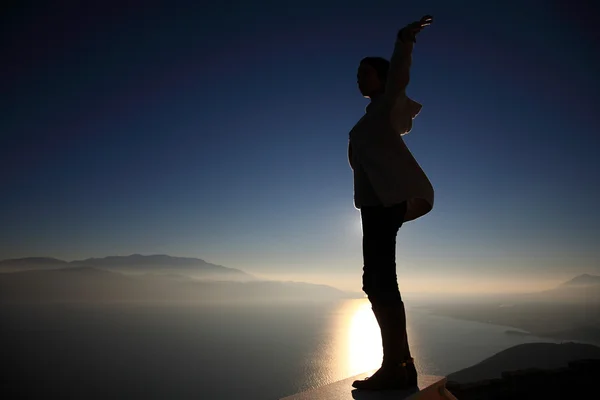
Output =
[
  {"x1": 0, "y1": 254, "x2": 255, "y2": 281},
  {"x1": 447, "y1": 342, "x2": 600, "y2": 384},
  {"x1": 0, "y1": 266, "x2": 359, "y2": 304},
  {"x1": 531, "y1": 274, "x2": 600, "y2": 304},
  {"x1": 478, "y1": 274, "x2": 600, "y2": 305},
  {"x1": 417, "y1": 274, "x2": 600, "y2": 345},
  {"x1": 560, "y1": 274, "x2": 600, "y2": 287}
]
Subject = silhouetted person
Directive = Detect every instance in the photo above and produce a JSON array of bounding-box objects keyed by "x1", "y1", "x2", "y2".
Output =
[{"x1": 349, "y1": 15, "x2": 434, "y2": 391}]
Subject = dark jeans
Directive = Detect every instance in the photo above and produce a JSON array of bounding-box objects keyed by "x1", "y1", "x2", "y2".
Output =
[
  {"x1": 360, "y1": 201, "x2": 407, "y2": 307},
  {"x1": 360, "y1": 201, "x2": 412, "y2": 365}
]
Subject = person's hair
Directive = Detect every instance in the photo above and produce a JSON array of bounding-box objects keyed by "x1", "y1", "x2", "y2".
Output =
[{"x1": 360, "y1": 57, "x2": 390, "y2": 83}]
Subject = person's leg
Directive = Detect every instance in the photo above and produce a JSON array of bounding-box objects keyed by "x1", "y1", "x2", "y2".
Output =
[
  {"x1": 360, "y1": 203, "x2": 404, "y2": 308},
  {"x1": 388, "y1": 204, "x2": 414, "y2": 368},
  {"x1": 382, "y1": 203, "x2": 416, "y2": 381},
  {"x1": 353, "y1": 202, "x2": 415, "y2": 390}
]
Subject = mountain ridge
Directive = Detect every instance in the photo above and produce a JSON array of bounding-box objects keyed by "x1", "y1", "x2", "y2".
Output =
[
  {"x1": 560, "y1": 273, "x2": 600, "y2": 287},
  {"x1": 0, "y1": 254, "x2": 255, "y2": 280},
  {"x1": 0, "y1": 265, "x2": 360, "y2": 304}
]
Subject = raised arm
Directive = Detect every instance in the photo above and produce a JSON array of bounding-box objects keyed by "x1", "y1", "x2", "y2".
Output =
[{"x1": 384, "y1": 15, "x2": 433, "y2": 101}]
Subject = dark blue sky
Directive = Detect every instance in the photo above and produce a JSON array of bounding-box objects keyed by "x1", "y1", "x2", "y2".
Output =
[{"x1": 2, "y1": 1, "x2": 598, "y2": 291}]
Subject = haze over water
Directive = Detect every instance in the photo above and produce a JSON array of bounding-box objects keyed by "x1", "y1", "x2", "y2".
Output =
[{"x1": 0, "y1": 298, "x2": 562, "y2": 400}]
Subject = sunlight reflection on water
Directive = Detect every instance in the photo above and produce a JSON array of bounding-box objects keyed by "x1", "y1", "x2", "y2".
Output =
[
  {"x1": 313, "y1": 298, "x2": 422, "y2": 388},
  {"x1": 322, "y1": 298, "x2": 381, "y2": 381},
  {"x1": 346, "y1": 300, "x2": 382, "y2": 376}
]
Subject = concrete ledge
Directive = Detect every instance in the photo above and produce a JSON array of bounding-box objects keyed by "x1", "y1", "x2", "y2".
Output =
[{"x1": 281, "y1": 372, "x2": 457, "y2": 400}]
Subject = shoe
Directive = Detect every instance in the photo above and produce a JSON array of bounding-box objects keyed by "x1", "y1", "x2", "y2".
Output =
[{"x1": 352, "y1": 362, "x2": 410, "y2": 390}]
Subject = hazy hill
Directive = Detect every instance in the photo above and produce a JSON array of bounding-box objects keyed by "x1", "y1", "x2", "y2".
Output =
[
  {"x1": 561, "y1": 274, "x2": 600, "y2": 287},
  {"x1": 527, "y1": 274, "x2": 600, "y2": 304},
  {"x1": 0, "y1": 266, "x2": 358, "y2": 304},
  {"x1": 420, "y1": 274, "x2": 600, "y2": 344},
  {"x1": 0, "y1": 254, "x2": 255, "y2": 281},
  {"x1": 447, "y1": 342, "x2": 600, "y2": 384},
  {"x1": 469, "y1": 274, "x2": 600, "y2": 305}
]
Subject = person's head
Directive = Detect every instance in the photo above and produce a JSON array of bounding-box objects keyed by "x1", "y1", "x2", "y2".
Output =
[{"x1": 357, "y1": 57, "x2": 389, "y2": 99}]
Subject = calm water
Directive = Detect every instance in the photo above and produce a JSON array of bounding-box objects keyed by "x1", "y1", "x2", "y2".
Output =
[{"x1": 1, "y1": 299, "x2": 558, "y2": 399}]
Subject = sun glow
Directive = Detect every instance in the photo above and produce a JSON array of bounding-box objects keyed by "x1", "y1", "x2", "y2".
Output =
[
  {"x1": 344, "y1": 300, "x2": 382, "y2": 376},
  {"x1": 329, "y1": 299, "x2": 422, "y2": 382}
]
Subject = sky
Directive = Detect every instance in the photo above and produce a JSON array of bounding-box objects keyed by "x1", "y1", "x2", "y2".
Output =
[{"x1": 1, "y1": 0, "x2": 599, "y2": 293}]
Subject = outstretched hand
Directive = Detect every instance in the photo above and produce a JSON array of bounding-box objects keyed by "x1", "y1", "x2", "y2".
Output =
[{"x1": 402, "y1": 15, "x2": 433, "y2": 42}]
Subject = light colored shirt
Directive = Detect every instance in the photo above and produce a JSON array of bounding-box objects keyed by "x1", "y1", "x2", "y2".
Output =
[{"x1": 348, "y1": 27, "x2": 434, "y2": 223}]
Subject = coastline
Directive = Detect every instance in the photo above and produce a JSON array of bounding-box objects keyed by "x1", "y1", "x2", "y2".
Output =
[{"x1": 417, "y1": 304, "x2": 600, "y2": 346}]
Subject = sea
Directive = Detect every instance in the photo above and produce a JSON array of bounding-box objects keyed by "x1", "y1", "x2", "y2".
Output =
[{"x1": 0, "y1": 298, "x2": 560, "y2": 399}]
